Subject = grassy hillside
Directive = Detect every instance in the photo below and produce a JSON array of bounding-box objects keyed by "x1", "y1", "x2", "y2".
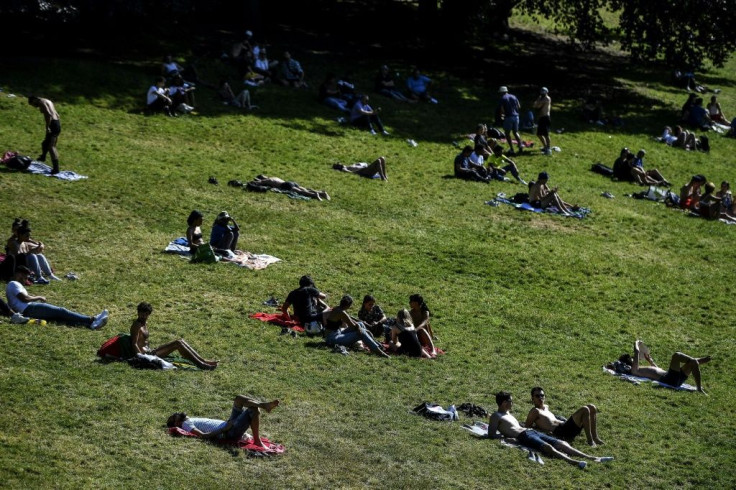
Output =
[{"x1": 0, "y1": 30, "x2": 735, "y2": 489}]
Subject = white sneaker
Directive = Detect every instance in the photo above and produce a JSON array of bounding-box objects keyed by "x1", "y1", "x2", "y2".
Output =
[
  {"x1": 11, "y1": 312, "x2": 30, "y2": 324},
  {"x1": 90, "y1": 309, "x2": 109, "y2": 330},
  {"x1": 49, "y1": 274, "x2": 62, "y2": 281}
]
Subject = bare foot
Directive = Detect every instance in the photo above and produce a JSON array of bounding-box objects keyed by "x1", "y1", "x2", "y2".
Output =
[
  {"x1": 321, "y1": 191, "x2": 331, "y2": 201},
  {"x1": 698, "y1": 388, "x2": 708, "y2": 396},
  {"x1": 261, "y1": 400, "x2": 280, "y2": 413},
  {"x1": 252, "y1": 437, "x2": 265, "y2": 447},
  {"x1": 594, "y1": 438, "x2": 605, "y2": 446},
  {"x1": 587, "y1": 440, "x2": 597, "y2": 447},
  {"x1": 699, "y1": 356, "x2": 712, "y2": 364}
]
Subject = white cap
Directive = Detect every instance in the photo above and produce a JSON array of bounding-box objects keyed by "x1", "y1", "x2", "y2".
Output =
[
  {"x1": 540, "y1": 87, "x2": 549, "y2": 95},
  {"x1": 498, "y1": 86, "x2": 508, "y2": 94}
]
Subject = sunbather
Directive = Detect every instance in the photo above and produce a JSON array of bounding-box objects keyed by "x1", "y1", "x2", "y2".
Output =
[
  {"x1": 6, "y1": 265, "x2": 107, "y2": 329},
  {"x1": 611, "y1": 340, "x2": 710, "y2": 394},
  {"x1": 167, "y1": 394, "x2": 279, "y2": 446},
  {"x1": 679, "y1": 174, "x2": 706, "y2": 210},
  {"x1": 210, "y1": 211, "x2": 240, "y2": 255},
  {"x1": 323, "y1": 295, "x2": 389, "y2": 358},
  {"x1": 186, "y1": 210, "x2": 205, "y2": 254},
  {"x1": 333, "y1": 157, "x2": 388, "y2": 181},
  {"x1": 488, "y1": 391, "x2": 613, "y2": 469},
  {"x1": 629, "y1": 149, "x2": 670, "y2": 186},
  {"x1": 524, "y1": 387, "x2": 604, "y2": 447},
  {"x1": 249, "y1": 175, "x2": 330, "y2": 200},
  {"x1": 130, "y1": 302, "x2": 218, "y2": 370},
  {"x1": 529, "y1": 172, "x2": 577, "y2": 215}
]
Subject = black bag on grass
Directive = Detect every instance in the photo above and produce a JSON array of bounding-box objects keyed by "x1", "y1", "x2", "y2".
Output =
[{"x1": 591, "y1": 162, "x2": 614, "y2": 177}]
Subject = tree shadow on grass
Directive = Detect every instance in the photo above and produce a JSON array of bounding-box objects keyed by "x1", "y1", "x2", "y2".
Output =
[{"x1": 0, "y1": 26, "x2": 709, "y2": 147}]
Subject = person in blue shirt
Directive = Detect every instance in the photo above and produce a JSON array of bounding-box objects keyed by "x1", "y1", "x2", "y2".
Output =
[
  {"x1": 210, "y1": 211, "x2": 239, "y2": 255},
  {"x1": 630, "y1": 149, "x2": 670, "y2": 187},
  {"x1": 406, "y1": 68, "x2": 437, "y2": 103},
  {"x1": 498, "y1": 86, "x2": 522, "y2": 155}
]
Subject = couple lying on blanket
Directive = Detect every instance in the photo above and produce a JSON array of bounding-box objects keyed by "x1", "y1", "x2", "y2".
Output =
[{"x1": 607, "y1": 340, "x2": 711, "y2": 394}]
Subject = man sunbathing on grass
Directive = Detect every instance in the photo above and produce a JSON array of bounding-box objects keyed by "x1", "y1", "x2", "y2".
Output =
[
  {"x1": 524, "y1": 387, "x2": 604, "y2": 447},
  {"x1": 609, "y1": 340, "x2": 710, "y2": 394},
  {"x1": 167, "y1": 395, "x2": 280, "y2": 447},
  {"x1": 248, "y1": 175, "x2": 330, "y2": 200},
  {"x1": 488, "y1": 391, "x2": 613, "y2": 469}
]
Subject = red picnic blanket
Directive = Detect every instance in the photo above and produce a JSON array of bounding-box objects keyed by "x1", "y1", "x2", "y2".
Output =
[
  {"x1": 168, "y1": 427, "x2": 285, "y2": 455},
  {"x1": 249, "y1": 312, "x2": 305, "y2": 332}
]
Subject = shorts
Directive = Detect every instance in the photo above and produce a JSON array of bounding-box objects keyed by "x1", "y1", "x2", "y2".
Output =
[
  {"x1": 518, "y1": 429, "x2": 559, "y2": 451},
  {"x1": 222, "y1": 405, "x2": 255, "y2": 440},
  {"x1": 552, "y1": 417, "x2": 583, "y2": 442},
  {"x1": 280, "y1": 181, "x2": 298, "y2": 191},
  {"x1": 658, "y1": 368, "x2": 688, "y2": 387},
  {"x1": 47, "y1": 119, "x2": 61, "y2": 136},
  {"x1": 537, "y1": 115, "x2": 551, "y2": 136},
  {"x1": 503, "y1": 115, "x2": 519, "y2": 133}
]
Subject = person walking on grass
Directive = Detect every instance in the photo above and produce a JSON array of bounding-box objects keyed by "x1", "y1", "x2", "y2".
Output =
[
  {"x1": 167, "y1": 395, "x2": 279, "y2": 447},
  {"x1": 524, "y1": 387, "x2": 604, "y2": 447},
  {"x1": 488, "y1": 391, "x2": 613, "y2": 469},
  {"x1": 533, "y1": 87, "x2": 552, "y2": 155},
  {"x1": 28, "y1": 95, "x2": 61, "y2": 174},
  {"x1": 498, "y1": 86, "x2": 522, "y2": 155},
  {"x1": 5, "y1": 266, "x2": 108, "y2": 329}
]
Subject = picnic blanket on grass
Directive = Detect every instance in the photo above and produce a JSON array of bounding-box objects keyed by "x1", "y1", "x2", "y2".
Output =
[
  {"x1": 487, "y1": 193, "x2": 591, "y2": 219},
  {"x1": 462, "y1": 421, "x2": 545, "y2": 465},
  {"x1": 164, "y1": 238, "x2": 281, "y2": 270},
  {"x1": 26, "y1": 161, "x2": 88, "y2": 181},
  {"x1": 249, "y1": 312, "x2": 305, "y2": 332},
  {"x1": 602, "y1": 366, "x2": 697, "y2": 391},
  {"x1": 168, "y1": 427, "x2": 285, "y2": 456}
]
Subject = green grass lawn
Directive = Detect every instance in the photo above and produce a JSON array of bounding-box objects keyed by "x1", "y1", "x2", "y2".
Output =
[{"x1": 1, "y1": 29, "x2": 735, "y2": 489}]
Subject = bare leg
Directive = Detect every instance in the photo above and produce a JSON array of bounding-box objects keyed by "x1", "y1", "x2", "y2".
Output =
[
  {"x1": 153, "y1": 339, "x2": 218, "y2": 369},
  {"x1": 554, "y1": 440, "x2": 598, "y2": 460},
  {"x1": 570, "y1": 406, "x2": 595, "y2": 446},
  {"x1": 377, "y1": 157, "x2": 388, "y2": 181},
  {"x1": 417, "y1": 329, "x2": 436, "y2": 358},
  {"x1": 513, "y1": 130, "x2": 522, "y2": 153},
  {"x1": 587, "y1": 404, "x2": 603, "y2": 445},
  {"x1": 539, "y1": 443, "x2": 585, "y2": 467}
]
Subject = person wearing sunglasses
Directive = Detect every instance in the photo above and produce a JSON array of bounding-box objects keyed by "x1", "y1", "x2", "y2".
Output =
[{"x1": 524, "y1": 388, "x2": 604, "y2": 447}]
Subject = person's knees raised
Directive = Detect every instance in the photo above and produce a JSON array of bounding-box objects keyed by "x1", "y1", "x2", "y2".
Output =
[{"x1": 587, "y1": 404, "x2": 598, "y2": 414}]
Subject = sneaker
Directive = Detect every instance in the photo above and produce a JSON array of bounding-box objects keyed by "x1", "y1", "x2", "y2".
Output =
[
  {"x1": 64, "y1": 272, "x2": 79, "y2": 280},
  {"x1": 518, "y1": 179, "x2": 527, "y2": 186},
  {"x1": 34, "y1": 277, "x2": 50, "y2": 285},
  {"x1": 601, "y1": 191, "x2": 615, "y2": 199},
  {"x1": 578, "y1": 461, "x2": 587, "y2": 470},
  {"x1": 429, "y1": 98, "x2": 438, "y2": 104},
  {"x1": 11, "y1": 312, "x2": 30, "y2": 324},
  {"x1": 332, "y1": 345, "x2": 349, "y2": 356},
  {"x1": 382, "y1": 130, "x2": 390, "y2": 136},
  {"x1": 370, "y1": 129, "x2": 377, "y2": 135},
  {"x1": 49, "y1": 274, "x2": 62, "y2": 281},
  {"x1": 208, "y1": 176, "x2": 219, "y2": 185},
  {"x1": 90, "y1": 309, "x2": 109, "y2": 330},
  {"x1": 596, "y1": 457, "x2": 614, "y2": 463}
]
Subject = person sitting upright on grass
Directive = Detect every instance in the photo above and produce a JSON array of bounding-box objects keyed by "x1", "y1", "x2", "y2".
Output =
[
  {"x1": 6, "y1": 266, "x2": 108, "y2": 329},
  {"x1": 282, "y1": 275, "x2": 328, "y2": 333},
  {"x1": 167, "y1": 394, "x2": 279, "y2": 447},
  {"x1": 488, "y1": 391, "x2": 613, "y2": 469},
  {"x1": 323, "y1": 295, "x2": 389, "y2": 358},
  {"x1": 210, "y1": 211, "x2": 240, "y2": 256},
  {"x1": 406, "y1": 67, "x2": 437, "y2": 103},
  {"x1": 629, "y1": 149, "x2": 671, "y2": 187},
  {"x1": 454, "y1": 146, "x2": 488, "y2": 182},
  {"x1": 130, "y1": 302, "x2": 218, "y2": 370},
  {"x1": 529, "y1": 172, "x2": 577, "y2": 215},
  {"x1": 350, "y1": 95, "x2": 389, "y2": 136},
  {"x1": 333, "y1": 157, "x2": 388, "y2": 181},
  {"x1": 486, "y1": 146, "x2": 527, "y2": 185},
  {"x1": 524, "y1": 387, "x2": 604, "y2": 447},
  {"x1": 277, "y1": 51, "x2": 306, "y2": 88},
  {"x1": 612, "y1": 147, "x2": 634, "y2": 182},
  {"x1": 147, "y1": 77, "x2": 174, "y2": 116},
  {"x1": 389, "y1": 308, "x2": 436, "y2": 358},
  {"x1": 473, "y1": 123, "x2": 500, "y2": 156},
  {"x1": 375, "y1": 65, "x2": 411, "y2": 102},
  {"x1": 610, "y1": 339, "x2": 710, "y2": 394},
  {"x1": 679, "y1": 174, "x2": 706, "y2": 210}
]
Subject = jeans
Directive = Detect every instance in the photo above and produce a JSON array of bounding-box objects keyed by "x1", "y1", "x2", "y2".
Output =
[
  {"x1": 25, "y1": 253, "x2": 54, "y2": 279},
  {"x1": 323, "y1": 97, "x2": 349, "y2": 112},
  {"x1": 24, "y1": 302, "x2": 91, "y2": 326},
  {"x1": 325, "y1": 323, "x2": 384, "y2": 354},
  {"x1": 223, "y1": 406, "x2": 255, "y2": 440},
  {"x1": 351, "y1": 114, "x2": 385, "y2": 133}
]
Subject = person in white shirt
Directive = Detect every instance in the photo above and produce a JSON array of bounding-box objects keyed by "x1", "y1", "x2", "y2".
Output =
[
  {"x1": 167, "y1": 395, "x2": 280, "y2": 446},
  {"x1": 6, "y1": 266, "x2": 108, "y2": 329},
  {"x1": 147, "y1": 77, "x2": 173, "y2": 116}
]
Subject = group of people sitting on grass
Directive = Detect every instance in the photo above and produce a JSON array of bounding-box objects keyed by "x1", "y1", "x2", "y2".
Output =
[
  {"x1": 680, "y1": 94, "x2": 731, "y2": 133},
  {"x1": 656, "y1": 126, "x2": 709, "y2": 152},
  {"x1": 677, "y1": 175, "x2": 736, "y2": 222},
  {"x1": 280, "y1": 275, "x2": 437, "y2": 358},
  {"x1": 146, "y1": 76, "x2": 196, "y2": 116},
  {"x1": 612, "y1": 148, "x2": 672, "y2": 187},
  {"x1": 453, "y1": 143, "x2": 526, "y2": 185}
]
